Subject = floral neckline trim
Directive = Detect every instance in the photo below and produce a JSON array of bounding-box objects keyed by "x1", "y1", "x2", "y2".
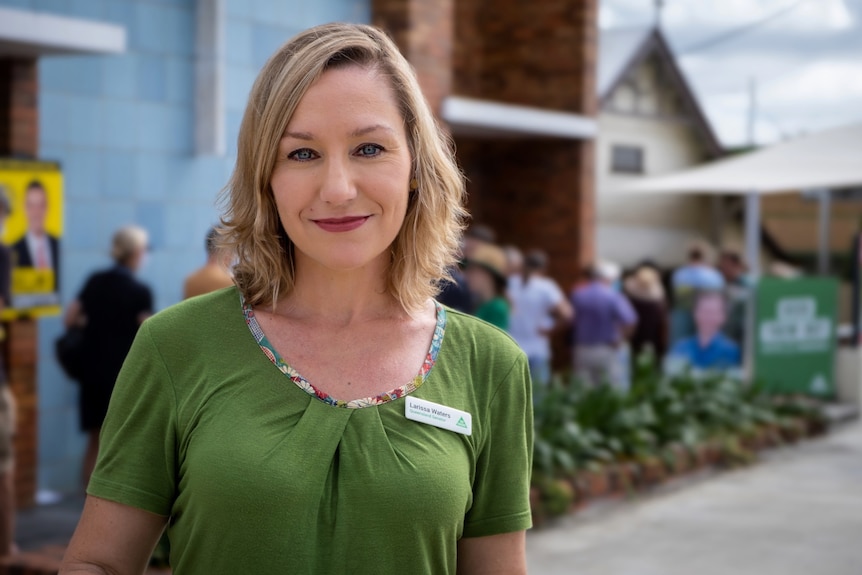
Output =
[{"x1": 242, "y1": 297, "x2": 446, "y2": 409}]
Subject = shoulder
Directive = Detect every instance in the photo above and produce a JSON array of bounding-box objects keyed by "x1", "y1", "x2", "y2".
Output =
[
  {"x1": 443, "y1": 307, "x2": 523, "y2": 359},
  {"x1": 143, "y1": 287, "x2": 240, "y2": 342}
]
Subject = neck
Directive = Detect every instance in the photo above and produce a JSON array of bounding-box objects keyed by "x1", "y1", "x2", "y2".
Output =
[
  {"x1": 276, "y1": 255, "x2": 404, "y2": 326},
  {"x1": 698, "y1": 330, "x2": 718, "y2": 347}
]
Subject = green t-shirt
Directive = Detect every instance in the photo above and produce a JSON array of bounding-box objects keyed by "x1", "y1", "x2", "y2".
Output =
[
  {"x1": 88, "y1": 288, "x2": 533, "y2": 574},
  {"x1": 474, "y1": 296, "x2": 509, "y2": 331}
]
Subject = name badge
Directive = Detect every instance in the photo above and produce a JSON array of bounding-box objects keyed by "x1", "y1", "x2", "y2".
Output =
[{"x1": 405, "y1": 397, "x2": 472, "y2": 436}]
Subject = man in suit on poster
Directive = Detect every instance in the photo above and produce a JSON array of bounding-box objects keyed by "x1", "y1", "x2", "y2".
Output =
[{"x1": 11, "y1": 180, "x2": 60, "y2": 292}]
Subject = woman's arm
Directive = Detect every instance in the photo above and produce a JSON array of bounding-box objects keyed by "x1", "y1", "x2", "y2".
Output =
[
  {"x1": 60, "y1": 496, "x2": 167, "y2": 575},
  {"x1": 457, "y1": 531, "x2": 527, "y2": 575},
  {"x1": 63, "y1": 299, "x2": 83, "y2": 329}
]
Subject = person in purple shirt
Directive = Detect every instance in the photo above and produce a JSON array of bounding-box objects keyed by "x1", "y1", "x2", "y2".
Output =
[{"x1": 570, "y1": 262, "x2": 638, "y2": 386}]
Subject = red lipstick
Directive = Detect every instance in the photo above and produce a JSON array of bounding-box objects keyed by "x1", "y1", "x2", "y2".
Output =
[{"x1": 312, "y1": 216, "x2": 369, "y2": 232}]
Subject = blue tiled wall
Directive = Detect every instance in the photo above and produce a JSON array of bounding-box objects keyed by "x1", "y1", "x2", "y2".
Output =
[{"x1": 0, "y1": 0, "x2": 370, "y2": 494}]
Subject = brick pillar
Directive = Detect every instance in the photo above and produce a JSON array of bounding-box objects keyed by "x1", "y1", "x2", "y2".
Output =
[
  {"x1": 571, "y1": 0, "x2": 598, "y2": 271},
  {"x1": 0, "y1": 58, "x2": 40, "y2": 508},
  {"x1": 371, "y1": 0, "x2": 454, "y2": 115},
  {"x1": 0, "y1": 58, "x2": 39, "y2": 158},
  {"x1": 6, "y1": 321, "x2": 37, "y2": 508}
]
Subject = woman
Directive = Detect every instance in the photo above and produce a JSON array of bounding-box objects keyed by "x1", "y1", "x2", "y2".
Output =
[
  {"x1": 62, "y1": 225, "x2": 153, "y2": 488},
  {"x1": 61, "y1": 23, "x2": 532, "y2": 575},
  {"x1": 623, "y1": 265, "x2": 668, "y2": 368},
  {"x1": 464, "y1": 242, "x2": 510, "y2": 330}
]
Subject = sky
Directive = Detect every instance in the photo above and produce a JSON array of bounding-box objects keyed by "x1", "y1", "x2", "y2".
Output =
[{"x1": 599, "y1": 0, "x2": 862, "y2": 148}]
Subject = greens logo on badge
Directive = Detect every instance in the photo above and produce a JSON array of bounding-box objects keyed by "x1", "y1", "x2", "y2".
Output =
[{"x1": 405, "y1": 397, "x2": 472, "y2": 436}]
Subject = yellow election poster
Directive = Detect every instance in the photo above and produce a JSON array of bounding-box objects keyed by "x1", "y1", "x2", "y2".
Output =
[{"x1": 0, "y1": 159, "x2": 64, "y2": 318}]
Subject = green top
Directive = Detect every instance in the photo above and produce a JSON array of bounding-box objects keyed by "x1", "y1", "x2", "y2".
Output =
[
  {"x1": 474, "y1": 296, "x2": 509, "y2": 330},
  {"x1": 88, "y1": 288, "x2": 533, "y2": 574}
]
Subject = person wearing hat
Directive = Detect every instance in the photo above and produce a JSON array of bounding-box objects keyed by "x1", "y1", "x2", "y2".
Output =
[
  {"x1": 623, "y1": 265, "x2": 669, "y2": 368},
  {"x1": 464, "y1": 243, "x2": 510, "y2": 330}
]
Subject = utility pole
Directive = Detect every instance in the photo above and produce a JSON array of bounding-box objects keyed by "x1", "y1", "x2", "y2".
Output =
[
  {"x1": 654, "y1": 0, "x2": 665, "y2": 29},
  {"x1": 747, "y1": 77, "x2": 757, "y2": 146}
]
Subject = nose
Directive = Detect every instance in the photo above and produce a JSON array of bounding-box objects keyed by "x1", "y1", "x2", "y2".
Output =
[{"x1": 319, "y1": 157, "x2": 357, "y2": 205}]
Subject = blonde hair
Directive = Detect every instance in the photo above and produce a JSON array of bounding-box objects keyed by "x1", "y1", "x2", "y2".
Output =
[
  {"x1": 219, "y1": 23, "x2": 467, "y2": 311},
  {"x1": 111, "y1": 225, "x2": 148, "y2": 265}
]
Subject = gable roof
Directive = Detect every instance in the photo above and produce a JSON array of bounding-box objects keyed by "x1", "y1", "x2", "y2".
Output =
[{"x1": 598, "y1": 26, "x2": 723, "y2": 157}]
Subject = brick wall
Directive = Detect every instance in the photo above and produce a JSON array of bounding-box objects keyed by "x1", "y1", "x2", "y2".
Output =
[
  {"x1": 0, "y1": 59, "x2": 39, "y2": 158},
  {"x1": 373, "y1": 0, "x2": 598, "y2": 283},
  {"x1": 0, "y1": 57, "x2": 40, "y2": 508},
  {"x1": 6, "y1": 319, "x2": 38, "y2": 508},
  {"x1": 452, "y1": 0, "x2": 598, "y2": 287},
  {"x1": 372, "y1": 0, "x2": 454, "y2": 115},
  {"x1": 453, "y1": 0, "x2": 597, "y2": 112}
]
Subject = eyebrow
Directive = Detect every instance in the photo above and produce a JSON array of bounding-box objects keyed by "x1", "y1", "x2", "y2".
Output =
[{"x1": 282, "y1": 124, "x2": 396, "y2": 141}]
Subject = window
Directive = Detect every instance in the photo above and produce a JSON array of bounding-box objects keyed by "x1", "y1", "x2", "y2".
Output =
[{"x1": 611, "y1": 145, "x2": 644, "y2": 174}]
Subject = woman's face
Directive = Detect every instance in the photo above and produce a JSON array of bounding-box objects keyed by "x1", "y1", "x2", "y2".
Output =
[{"x1": 270, "y1": 65, "x2": 412, "y2": 276}]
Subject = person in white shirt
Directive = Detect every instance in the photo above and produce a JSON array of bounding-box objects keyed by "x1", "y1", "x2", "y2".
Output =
[{"x1": 507, "y1": 249, "x2": 573, "y2": 386}]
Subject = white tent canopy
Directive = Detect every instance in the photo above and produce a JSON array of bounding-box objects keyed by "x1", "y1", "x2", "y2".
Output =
[
  {"x1": 610, "y1": 122, "x2": 862, "y2": 278},
  {"x1": 612, "y1": 122, "x2": 862, "y2": 196}
]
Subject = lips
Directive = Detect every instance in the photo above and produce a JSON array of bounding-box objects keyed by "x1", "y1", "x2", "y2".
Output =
[{"x1": 312, "y1": 216, "x2": 370, "y2": 232}]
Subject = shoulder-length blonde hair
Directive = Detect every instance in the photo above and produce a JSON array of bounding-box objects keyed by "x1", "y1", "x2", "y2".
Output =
[{"x1": 219, "y1": 22, "x2": 467, "y2": 312}]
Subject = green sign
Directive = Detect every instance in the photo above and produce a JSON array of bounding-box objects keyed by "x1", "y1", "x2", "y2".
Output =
[{"x1": 754, "y1": 277, "x2": 837, "y2": 397}]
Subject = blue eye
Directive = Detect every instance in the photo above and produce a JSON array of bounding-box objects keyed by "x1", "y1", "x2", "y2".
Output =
[
  {"x1": 357, "y1": 144, "x2": 383, "y2": 157},
  {"x1": 288, "y1": 148, "x2": 316, "y2": 161}
]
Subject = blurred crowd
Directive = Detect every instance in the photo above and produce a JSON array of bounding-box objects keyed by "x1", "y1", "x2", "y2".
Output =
[{"x1": 448, "y1": 225, "x2": 763, "y2": 389}]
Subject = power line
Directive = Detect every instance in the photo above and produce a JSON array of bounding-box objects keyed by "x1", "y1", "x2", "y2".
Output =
[{"x1": 678, "y1": 0, "x2": 811, "y2": 55}]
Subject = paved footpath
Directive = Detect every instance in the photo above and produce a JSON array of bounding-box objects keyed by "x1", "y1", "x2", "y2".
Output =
[{"x1": 527, "y1": 421, "x2": 862, "y2": 575}]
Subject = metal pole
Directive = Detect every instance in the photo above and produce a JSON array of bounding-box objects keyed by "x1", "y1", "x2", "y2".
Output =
[
  {"x1": 745, "y1": 192, "x2": 761, "y2": 278},
  {"x1": 744, "y1": 192, "x2": 761, "y2": 380},
  {"x1": 817, "y1": 188, "x2": 831, "y2": 275}
]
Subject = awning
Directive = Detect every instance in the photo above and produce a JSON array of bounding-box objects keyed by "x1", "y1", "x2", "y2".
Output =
[
  {"x1": 0, "y1": 6, "x2": 126, "y2": 56},
  {"x1": 609, "y1": 122, "x2": 862, "y2": 278},
  {"x1": 441, "y1": 96, "x2": 597, "y2": 140}
]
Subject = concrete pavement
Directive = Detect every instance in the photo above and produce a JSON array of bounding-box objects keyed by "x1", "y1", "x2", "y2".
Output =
[{"x1": 527, "y1": 421, "x2": 862, "y2": 575}]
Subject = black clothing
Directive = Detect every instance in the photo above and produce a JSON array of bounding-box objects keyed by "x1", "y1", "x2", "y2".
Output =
[
  {"x1": 437, "y1": 266, "x2": 473, "y2": 313},
  {"x1": 77, "y1": 265, "x2": 152, "y2": 430},
  {"x1": 627, "y1": 295, "x2": 668, "y2": 364}
]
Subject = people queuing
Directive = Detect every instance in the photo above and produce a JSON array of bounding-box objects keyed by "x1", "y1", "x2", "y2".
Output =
[
  {"x1": 507, "y1": 249, "x2": 573, "y2": 387},
  {"x1": 62, "y1": 225, "x2": 153, "y2": 488}
]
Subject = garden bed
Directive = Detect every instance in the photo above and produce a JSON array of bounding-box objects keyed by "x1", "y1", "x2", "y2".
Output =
[{"x1": 530, "y1": 360, "x2": 829, "y2": 526}]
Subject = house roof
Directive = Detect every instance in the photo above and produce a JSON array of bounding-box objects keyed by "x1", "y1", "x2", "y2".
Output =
[
  {"x1": 598, "y1": 26, "x2": 723, "y2": 156},
  {"x1": 598, "y1": 27, "x2": 653, "y2": 98}
]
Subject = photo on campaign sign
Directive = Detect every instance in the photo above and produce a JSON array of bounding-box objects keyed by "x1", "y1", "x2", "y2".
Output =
[
  {"x1": 0, "y1": 159, "x2": 64, "y2": 318},
  {"x1": 663, "y1": 250, "x2": 749, "y2": 376}
]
